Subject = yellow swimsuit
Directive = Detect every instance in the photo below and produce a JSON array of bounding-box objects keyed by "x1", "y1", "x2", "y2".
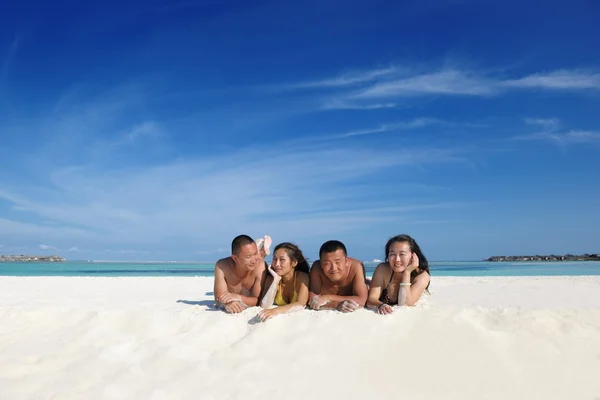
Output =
[{"x1": 274, "y1": 272, "x2": 298, "y2": 306}]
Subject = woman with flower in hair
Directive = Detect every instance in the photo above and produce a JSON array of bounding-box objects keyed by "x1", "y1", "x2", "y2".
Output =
[
  {"x1": 257, "y1": 242, "x2": 310, "y2": 321},
  {"x1": 367, "y1": 234, "x2": 430, "y2": 314}
]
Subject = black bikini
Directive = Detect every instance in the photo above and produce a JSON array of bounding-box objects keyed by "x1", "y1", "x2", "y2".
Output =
[{"x1": 379, "y1": 272, "x2": 397, "y2": 305}]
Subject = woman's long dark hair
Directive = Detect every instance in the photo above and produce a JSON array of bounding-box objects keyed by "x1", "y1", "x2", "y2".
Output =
[
  {"x1": 385, "y1": 234, "x2": 430, "y2": 287},
  {"x1": 273, "y1": 242, "x2": 310, "y2": 275}
]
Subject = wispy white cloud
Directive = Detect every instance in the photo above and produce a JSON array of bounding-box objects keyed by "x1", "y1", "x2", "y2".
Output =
[
  {"x1": 512, "y1": 118, "x2": 600, "y2": 147},
  {"x1": 39, "y1": 244, "x2": 58, "y2": 251},
  {"x1": 325, "y1": 118, "x2": 487, "y2": 140},
  {"x1": 283, "y1": 66, "x2": 600, "y2": 106},
  {"x1": 524, "y1": 118, "x2": 561, "y2": 130},
  {"x1": 321, "y1": 101, "x2": 398, "y2": 110},
  {"x1": 335, "y1": 125, "x2": 389, "y2": 137},
  {"x1": 503, "y1": 70, "x2": 600, "y2": 90},
  {"x1": 335, "y1": 118, "x2": 442, "y2": 138},
  {"x1": 288, "y1": 67, "x2": 398, "y2": 89},
  {"x1": 353, "y1": 69, "x2": 496, "y2": 98},
  {"x1": 515, "y1": 118, "x2": 600, "y2": 145},
  {"x1": 514, "y1": 130, "x2": 600, "y2": 145},
  {"x1": 123, "y1": 121, "x2": 162, "y2": 143}
]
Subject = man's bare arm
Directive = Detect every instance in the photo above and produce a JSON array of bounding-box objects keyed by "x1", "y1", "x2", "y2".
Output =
[
  {"x1": 308, "y1": 261, "x2": 325, "y2": 309},
  {"x1": 213, "y1": 261, "x2": 229, "y2": 304},
  {"x1": 232, "y1": 264, "x2": 266, "y2": 307},
  {"x1": 319, "y1": 261, "x2": 368, "y2": 309},
  {"x1": 308, "y1": 261, "x2": 322, "y2": 297},
  {"x1": 214, "y1": 262, "x2": 247, "y2": 313},
  {"x1": 351, "y1": 261, "x2": 369, "y2": 306},
  {"x1": 366, "y1": 264, "x2": 386, "y2": 309}
]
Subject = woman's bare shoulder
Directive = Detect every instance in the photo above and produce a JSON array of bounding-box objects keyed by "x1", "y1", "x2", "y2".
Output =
[
  {"x1": 374, "y1": 262, "x2": 391, "y2": 275},
  {"x1": 296, "y1": 271, "x2": 310, "y2": 285}
]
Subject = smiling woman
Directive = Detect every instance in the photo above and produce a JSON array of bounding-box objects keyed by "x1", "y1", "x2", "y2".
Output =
[
  {"x1": 257, "y1": 242, "x2": 310, "y2": 321},
  {"x1": 367, "y1": 234, "x2": 431, "y2": 313}
]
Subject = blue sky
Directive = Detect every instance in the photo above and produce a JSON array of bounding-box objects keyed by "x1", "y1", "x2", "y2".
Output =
[{"x1": 1, "y1": 0, "x2": 599, "y2": 262}]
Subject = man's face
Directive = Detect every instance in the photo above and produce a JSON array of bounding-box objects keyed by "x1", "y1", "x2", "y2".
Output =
[
  {"x1": 320, "y1": 249, "x2": 349, "y2": 282},
  {"x1": 233, "y1": 242, "x2": 260, "y2": 272}
]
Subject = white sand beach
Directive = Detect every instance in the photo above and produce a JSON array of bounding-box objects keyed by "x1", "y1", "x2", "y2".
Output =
[{"x1": 1, "y1": 276, "x2": 600, "y2": 400}]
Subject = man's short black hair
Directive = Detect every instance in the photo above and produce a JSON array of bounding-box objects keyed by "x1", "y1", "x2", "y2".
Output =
[
  {"x1": 231, "y1": 234, "x2": 255, "y2": 255},
  {"x1": 319, "y1": 240, "x2": 347, "y2": 259}
]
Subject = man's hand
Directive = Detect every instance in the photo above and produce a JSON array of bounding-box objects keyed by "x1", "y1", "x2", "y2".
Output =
[
  {"x1": 337, "y1": 300, "x2": 360, "y2": 313},
  {"x1": 257, "y1": 307, "x2": 280, "y2": 322},
  {"x1": 377, "y1": 303, "x2": 393, "y2": 315},
  {"x1": 219, "y1": 292, "x2": 242, "y2": 304},
  {"x1": 309, "y1": 294, "x2": 330, "y2": 310},
  {"x1": 224, "y1": 301, "x2": 247, "y2": 314}
]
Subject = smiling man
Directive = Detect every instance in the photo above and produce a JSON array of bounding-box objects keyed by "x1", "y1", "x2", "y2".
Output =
[
  {"x1": 308, "y1": 240, "x2": 368, "y2": 312},
  {"x1": 213, "y1": 234, "x2": 268, "y2": 313}
]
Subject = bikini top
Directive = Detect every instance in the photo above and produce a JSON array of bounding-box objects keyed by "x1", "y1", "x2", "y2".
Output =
[
  {"x1": 379, "y1": 271, "x2": 397, "y2": 305},
  {"x1": 274, "y1": 272, "x2": 298, "y2": 306}
]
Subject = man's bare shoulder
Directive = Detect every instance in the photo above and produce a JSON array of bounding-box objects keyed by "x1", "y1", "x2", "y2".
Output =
[
  {"x1": 310, "y1": 260, "x2": 324, "y2": 276},
  {"x1": 348, "y1": 257, "x2": 366, "y2": 279},
  {"x1": 372, "y1": 262, "x2": 390, "y2": 275},
  {"x1": 348, "y1": 257, "x2": 362, "y2": 265},
  {"x1": 348, "y1": 257, "x2": 364, "y2": 270},
  {"x1": 253, "y1": 261, "x2": 267, "y2": 277},
  {"x1": 215, "y1": 257, "x2": 235, "y2": 271}
]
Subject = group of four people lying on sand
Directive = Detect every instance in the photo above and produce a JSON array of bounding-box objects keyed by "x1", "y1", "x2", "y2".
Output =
[{"x1": 213, "y1": 234, "x2": 431, "y2": 320}]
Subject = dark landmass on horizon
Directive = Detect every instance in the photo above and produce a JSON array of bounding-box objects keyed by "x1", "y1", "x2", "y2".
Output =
[
  {"x1": 0, "y1": 255, "x2": 65, "y2": 262},
  {"x1": 485, "y1": 254, "x2": 600, "y2": 262}
]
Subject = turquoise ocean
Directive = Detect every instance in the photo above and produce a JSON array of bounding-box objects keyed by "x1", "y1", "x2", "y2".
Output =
[{"x1": 1, "y1": 260, "x2": 599, "y2": 277}]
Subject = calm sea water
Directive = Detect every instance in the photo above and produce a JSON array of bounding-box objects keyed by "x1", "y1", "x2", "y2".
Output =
[{"x1": 1, "y1": 260, "x2": 599, "y2": 277}]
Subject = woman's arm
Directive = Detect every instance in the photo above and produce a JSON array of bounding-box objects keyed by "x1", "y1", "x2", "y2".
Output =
[
  {"x1": 366, "y1": 264, "x2": 386, "y2": 309},
  {"x1": 397, "y1": 254, "x2": 430, "y2": 306},
  {"x1": 257, "y1": 272, "x2": 309, "y2": 321},
  {"x1": 399, "y1": 271, "x2": 430, "y2": 306},
  {"x1": 366, "y1": 264, "x2": 393, "y2": 314},
  {"x1": 258, "y1": 270, "x2": 278, "y2": 308}
]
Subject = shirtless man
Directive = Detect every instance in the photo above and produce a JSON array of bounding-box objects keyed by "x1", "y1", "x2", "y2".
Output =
[
  {"x1": 213, "y1": 234, "x2": 270, "y2": 313},
  {"x1": 308, "y1": 240, "x2": 368, "y2": 313}
]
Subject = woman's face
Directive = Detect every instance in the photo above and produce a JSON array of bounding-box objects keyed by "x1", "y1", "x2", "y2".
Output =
[
  {"x1": 387, "y1": 241, "x2": 413, "y2": 272},
  {"x1": 272, "y1": 248, "x2": 297, "y2": 276}
]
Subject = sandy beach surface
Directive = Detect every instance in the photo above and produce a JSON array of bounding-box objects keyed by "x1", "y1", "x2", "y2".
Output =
[{"x1": 1, "y1": 276, "x2": 600, "y2": 400}]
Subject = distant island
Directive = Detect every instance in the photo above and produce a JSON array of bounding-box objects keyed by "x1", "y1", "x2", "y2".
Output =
[
  {"x1": 0, "y1": 255, "x2": 65, "y2": 262},
  {"x1": 484, "y1": 254, "x2": 600, "y2": 262}
]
